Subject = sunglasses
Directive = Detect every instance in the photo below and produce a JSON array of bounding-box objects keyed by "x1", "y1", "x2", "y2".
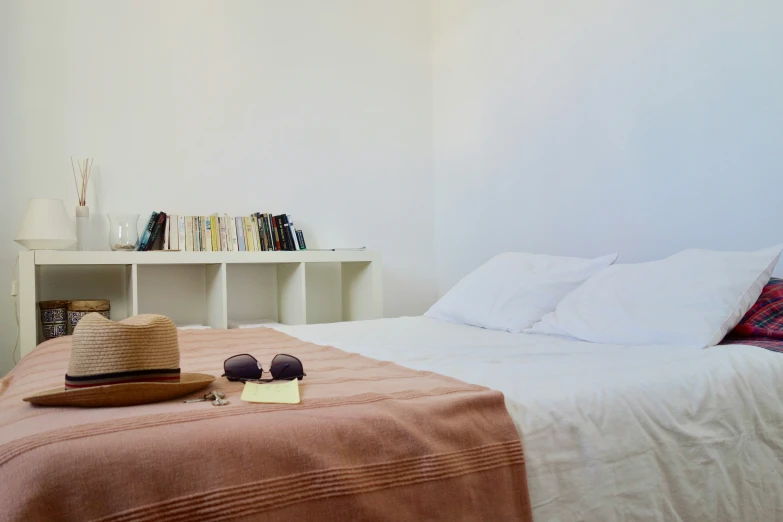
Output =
[{"x1": 222, "y1": 353, "x2": 306, "y2": 383}]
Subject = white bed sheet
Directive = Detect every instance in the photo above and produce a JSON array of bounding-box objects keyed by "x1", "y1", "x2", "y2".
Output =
[{"x1": 276, "y1": 317, "x2": 783, "y2": 522}]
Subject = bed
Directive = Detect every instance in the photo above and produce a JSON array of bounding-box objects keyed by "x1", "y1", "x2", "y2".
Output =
[
  {"x1": 4, "y1": 317, "x2": 783, "y2": 521},
  {"x1": 4, "y1": 246, "x2": 783, "y2": 521}
]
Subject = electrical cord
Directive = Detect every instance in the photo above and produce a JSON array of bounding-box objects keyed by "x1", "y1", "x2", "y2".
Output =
[{"x1": 12, "y1": 255, "x2": 20, "y2": 365}]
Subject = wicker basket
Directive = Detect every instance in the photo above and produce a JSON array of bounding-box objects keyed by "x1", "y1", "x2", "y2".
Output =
[{"x1": 67, "y1": 300, "x2": 111, "y2": 334}]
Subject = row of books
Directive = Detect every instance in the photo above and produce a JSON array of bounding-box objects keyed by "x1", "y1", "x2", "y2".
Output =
[{"x1": 136, "y1": 212, "x2": 308, "y2": 252}]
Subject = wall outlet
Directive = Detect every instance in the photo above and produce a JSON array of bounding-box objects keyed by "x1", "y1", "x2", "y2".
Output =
[{"x1": 10, "y1": 280, "x2": 17, "y2": 297}]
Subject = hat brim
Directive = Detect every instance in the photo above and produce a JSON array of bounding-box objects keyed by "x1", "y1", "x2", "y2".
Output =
[{"x1": 23, "y1": 373, "x2": 216, "y2": 407}]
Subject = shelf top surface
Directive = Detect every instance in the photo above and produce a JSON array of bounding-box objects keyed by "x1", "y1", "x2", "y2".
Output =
[{"x1": 33, "y1": 250, "x2": 378, "y2": 265}]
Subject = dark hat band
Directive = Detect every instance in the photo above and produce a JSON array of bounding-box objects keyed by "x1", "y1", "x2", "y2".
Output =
[{"x1": 65, "y1": 368, "x2": 181, "y2": 389}]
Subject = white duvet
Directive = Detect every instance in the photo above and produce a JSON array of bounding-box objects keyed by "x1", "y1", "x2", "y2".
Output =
[{"x1": 277, "y1": 317, "x2": 783, "y2": 522}]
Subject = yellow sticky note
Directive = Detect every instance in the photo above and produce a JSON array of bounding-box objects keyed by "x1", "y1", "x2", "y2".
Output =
[{"x1": 240, "y1": 379, "x2": 300, "y2": 404}]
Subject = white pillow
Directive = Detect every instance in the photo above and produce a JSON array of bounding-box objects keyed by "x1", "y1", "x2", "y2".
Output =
[
  {"x1": 424, "y1": 252, "x2": 618, "y2": 332},
  {"x1": 526, "y1": 245, "x2": 783, "y2": 347}
]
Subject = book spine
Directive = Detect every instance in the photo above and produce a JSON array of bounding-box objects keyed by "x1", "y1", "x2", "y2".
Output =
[
  {"x1": 252, "y1": 215, "x2": 262, "y2": 251},
  {"x1": 280, "y1": 214, "x2": 292, "y2": 251},
  {"x1": 296, "y1": 230, "x2": 307, "y2": 250},
  {"x1": 169, "y1": 215, "x2": 178, "y2": 250},
  {"x1": 192, "y1": 216, "x2": 197, "y2": 251},
  {"x1": 210, "y1": 216, "x2": 219, "y2": 251},
  {"x1": 262, "y1": 214, "x2": 272, "y2": 251},
  {"x1": 270, "y1": 215, "x2": 278, "y2": 250},
  {"x1": 192, "y1": 217, "x2": 197, "y2": 251},
  {"x1": 274, "y1": 215, "x2": 287, "y2": 251},
  {"x1": 244, "y1": 217, "x2": 256, "y2": 251},
  {"x1": 185, "y1": 216, "x2": 193, "y2": 251},
  {"x1": 271, "y1": 215, "x2": 281, "y2": 250},
  {"x1": 194, "y1": 217, "x2": 201, "y2": 251},
  {"x1": 146, "y1": 212, "x2": 167, "y2": 251},
  {"x1": 175, "y1": 216, "x2": 184, "y2": 251},
  {"x1": 218, "y1": 217, "x2": 226, "y2": 251},
  {"x1": 287, "y1": 215, "x2": 300, "y2": 250},
  {"x1": 285, "y1": 215, "x2": 295, "y2": 251},
  {"x1": 137, "y1": 212, "x2": 158, "y2": 251},
  {"x1": 249, "y1": 214, "x2": 258, "y2": 252},
  {"x1": 204, "y1": 216, "x2": 212, "y2": 252},
  {"x1": 211, "y1": 216, "x2": 217, "y2": 251},
  {"x1": 229, "y1": 215, "x2": 239, "y2": 251},
  {"x1": 204, "y1": 216, "x2": 213, "y2": 252},
  {"x1": 279, "y1": 214, "x2": 290, "y2": 251},
  {"x1": 210, "y1": 216, "x2": 216, "y2": 252},
  {"x1": 163, "y1": 215, "x2": 170, "y2": 250},
  {"x1": 262, "y1": 214, "x2": 270, "y2": 251},
  {"x1": 255, "y1": 213, "x2": 266, "y2": 251},
  {"x1": 212, "y1": 216, "x2": 218, "y2": 251},
  {"x1": 236, "y1": 217, "x2": 246, "y2": 251},
  {"x1": 209, "y1": 216, "x2": 220, "y2": 252}
]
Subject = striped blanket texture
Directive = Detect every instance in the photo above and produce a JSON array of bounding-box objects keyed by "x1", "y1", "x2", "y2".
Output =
[{"x1": 0, "y1": 327, "x2": 531, "y2": 521}]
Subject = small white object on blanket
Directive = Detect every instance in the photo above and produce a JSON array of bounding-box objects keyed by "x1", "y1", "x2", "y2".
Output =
[{"x1": 176, "y1": 324, "x2": 212, "y2": 330}]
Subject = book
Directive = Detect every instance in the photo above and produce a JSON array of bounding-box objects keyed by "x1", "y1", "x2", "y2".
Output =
[
  {"x1": 275, "y1": 215, "x2": 288, "y2": 250},
  {"x1": 185, "y1": 216, "x2": 194, "y2": 251},
  {"x1": 262, "y1": 214, "x2": 273, "y2": 251},
  {"x1": 204, "y1": 216, "x2": 213, "y2": 252},
  {"x1": 163, "y1": 215, "x2": 170, "y2": 250},
  {"x1": 177, "y1": 216, "x2": 185, "y2": 251},
  {"x1": 244, "y1": 217, "x2": 256, "y2": 251},
  {"x1": 284, "y1": 215, "x2": 296, "y2": 251},
  {"x1": 218, "y1": 217, "x2": 226, "y2": 251},
  {"x1": 204, "y1": 216, "x2": 212, "y2": 252},
  {"x1": 287, "y1": 215, "x2": 300, "y2": 250},
  {"x1": 169, "y1": 215, "x2": 179, "y2": 251},
  {"x1": 296, "y1": 229, "x2": 307, "y2": 250},
  {"x1": 277, "y1": 214, "x2": 289, "y2": 251},
  {"x1": 254, "y1": 215, "x2": 262, "y2": 251},
  {"x1": 236, "y1": 216, "x2": 246, "y2": 252},
  {"x1": 255, "y1": 213, "x2": 266, "y2": 251},
  {"x1": 260, "y1": 213, "x2": 269, "y2": 251},
  {"x1": 228, "y1": 215, "x2": 239, "y2": 251},
  {"x1": 147, "y1": 212, "x2": 167, "y2": 250},
  {"x1": 210, "y1": 216, "x2": 219, "y2": 251},
  {"x1": 137, "y1": 212, "x2": 158, "y2": 251},
  {"x1": 198, "y1": 216, "x2": 204, "y2": 251},
  {"x1": 250, "y1": 215, "x2": 260, "y2": 251},
  {"x1": 246, "y1": 216, "x2": 254, "y2": 251},
  {"x1": 271, "y1": 215, "x2": 281, "y2": 250},
  {"x1": 275, "y1": 214, "x2": 289, "y2": 251},
  {"x1": 194, "y1": 217, "x2": 201, "y2": 251}
]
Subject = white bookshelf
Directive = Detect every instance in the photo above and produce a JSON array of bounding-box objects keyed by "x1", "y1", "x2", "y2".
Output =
[{"x1": 17, "y1": 250, "x2": 382, "y2": 358}]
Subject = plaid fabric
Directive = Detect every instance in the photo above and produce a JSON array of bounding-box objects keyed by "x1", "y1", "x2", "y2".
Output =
[{"x1": 721, "y1": 277, "x2": 783, "y2": 353}]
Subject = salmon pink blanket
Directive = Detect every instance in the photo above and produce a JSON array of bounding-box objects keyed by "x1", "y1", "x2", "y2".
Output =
[{"x1": 0, "y1": 328, "x2": 531, "y2": 521}]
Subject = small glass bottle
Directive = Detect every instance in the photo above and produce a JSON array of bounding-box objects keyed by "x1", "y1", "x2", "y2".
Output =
[{"x1": 108, "y1": 213, "x2": 140, "y2": 251}]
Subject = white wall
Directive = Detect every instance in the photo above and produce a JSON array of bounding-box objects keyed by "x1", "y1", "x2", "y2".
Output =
[
  {"x1": 432, "y1": 0, "x2": 783, "y2": 293},
  {"x1": 0, "y1": 0, "x2": 435, "y2": 374}
]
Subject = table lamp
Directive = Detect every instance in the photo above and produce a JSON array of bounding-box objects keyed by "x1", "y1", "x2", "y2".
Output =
[{"x1": 14, "y1": 198, "x2": 77, "y2": 250}]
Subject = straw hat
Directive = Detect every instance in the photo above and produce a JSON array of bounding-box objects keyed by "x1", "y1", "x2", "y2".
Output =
[{"x1": 24, "y1": 313, "x2": 214, "y2": 407}]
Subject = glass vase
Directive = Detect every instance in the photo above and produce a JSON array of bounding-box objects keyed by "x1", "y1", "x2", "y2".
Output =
[{"x1": 108, "y1": 213, "x2": 140, "y2": 251}]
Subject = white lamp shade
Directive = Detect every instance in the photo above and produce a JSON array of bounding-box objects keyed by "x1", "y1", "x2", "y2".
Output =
[{"x1": 14, "y1": 198, "x2": 77, "y2": 250}]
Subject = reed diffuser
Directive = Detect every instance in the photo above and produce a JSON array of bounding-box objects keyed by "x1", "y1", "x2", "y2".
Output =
[{"x1": 71, "y1": 157, "x2": 93, "y2": 251}]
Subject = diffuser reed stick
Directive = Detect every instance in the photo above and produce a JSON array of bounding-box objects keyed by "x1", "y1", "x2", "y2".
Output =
[{"x1": 70, "y1": 157, "x2": 93, "y2": 206}]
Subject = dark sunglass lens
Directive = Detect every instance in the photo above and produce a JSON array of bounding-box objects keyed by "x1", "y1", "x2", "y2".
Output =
[
  {"x1": 224, "y1": 354, "x2": 261, "y2": 380},
  {"x1": 270, "y1": 354, "x2": 305, "y2": 380}
]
